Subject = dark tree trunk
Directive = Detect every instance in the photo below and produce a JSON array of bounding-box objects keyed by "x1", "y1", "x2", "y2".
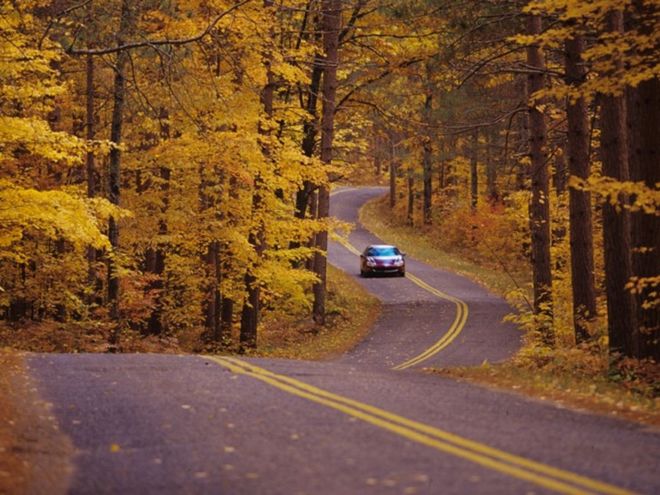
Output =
[
  {"x1": 565, "y1": 33, "x2": 597, "y2": 344},
  {"x1": 107, "y1": 0, "x2": 134, "y2": 346},
  {"x1": 627, "y1": 0, "x2": 659, "y2": 361},
  {"x1": 470, "y1": 127, "x2": 478, "y2": 211},
  {"x1": 486, "y1": 127, "x2": 498, "y2": 203},
  {"x1": 526, "y1": 14, "x2": 554, "y2": 344},
  {"x1": 423, "y1": 91, "x2": 433, "y2": 225},
  {"x1": 601, "y1": 11, "x2": 638, "y2": 358},
  {"x1": 295, "y1": 56, "x2": 324, "y2": 220},
  {"x1": 85, "y1": 0, "x2": 101, "y2": 304},
  {"x1": 221, "y1": 293, "x2": 234, "y2": 340},
  {"x1": 407, "y1": 169, "x2": 414, "y2": 226},
  {"x1": 312, "y1": 0, "x2": 341, "y2": 325},
  {"x1": 146, "y1": 109, "x2": 171, "y2": 335},
  {"x1": 389, "y1": 137, "x2": 397, "y2": 208}
]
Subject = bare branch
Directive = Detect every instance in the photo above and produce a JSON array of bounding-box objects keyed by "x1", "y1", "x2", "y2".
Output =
[{"x1": 66, "y1": 0, "x2": 253, "y2": 56}]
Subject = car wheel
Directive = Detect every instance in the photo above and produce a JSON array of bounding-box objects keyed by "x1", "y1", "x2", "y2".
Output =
[
  {"x1": 360, "y1": 270, "x2": 368, "y2": 278},
  {"x1": 399, "y1": 271, "x2": 406, "y2": 277}
]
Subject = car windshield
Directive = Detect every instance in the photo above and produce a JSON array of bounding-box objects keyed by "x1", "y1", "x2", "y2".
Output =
[{"x1": 366, "y1": 246, "x2": 400, "y2": 257}]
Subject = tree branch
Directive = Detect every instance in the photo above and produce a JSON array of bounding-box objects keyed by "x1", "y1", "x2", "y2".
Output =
[{"x1": 66, "y1": 0, "x2": 253, "y2": 55}]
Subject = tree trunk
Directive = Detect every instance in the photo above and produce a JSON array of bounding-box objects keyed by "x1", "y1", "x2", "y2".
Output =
[
  {"x1": 627, "y1": 0, "x2": 658, "y2": 360},
  {"x1": 146, "y1": 110, "x2": 171, "y2": 335},
  {"x1": 601, "y1": 10, "x2": 638, "y2": 359},
  {"x1": 107, "y1": 0, "x2": 134, "y2": 346},
  {"x1": 486, "y1": 127, "x2": 498, "y2": 203},
  {"x1": 470, "y1": 127, "x2": 478, "y2": 211},
  {"x1": 85, "y1": 0, "x2": 100, "y2": 303},
  {"x1": 407, "y1": 169, "x2": 414, "y2": 226},
  {"x1": 389, "y1": 144, "x2": 397, "y2": 208},
  {"x1": 423, "y1": 91, "x2": 433, "y2": 224},
  {"x1": 526, "y1": 14, "x2": 554, "y2": 344},
  {"x1": 312, "y1": 0, "x2": 341, "y2": 325},
  {"x1": 295, "y1": 56, "x2": 324, "y2": 220},
  {"x1": 565, "y1": 33, "x2": 597, "y2": 344}
]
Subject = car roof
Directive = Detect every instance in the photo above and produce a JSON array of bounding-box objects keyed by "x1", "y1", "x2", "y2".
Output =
[{"x1": 366, "y1": 244, "x2": 397, "y2": 249}]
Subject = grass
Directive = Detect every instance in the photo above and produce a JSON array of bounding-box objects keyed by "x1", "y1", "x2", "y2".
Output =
[
  {"x1": 360, "y1": 194, "x2": 659, "y2": 426},
  {"x1": 434, "y1": 359, "x2": 659, "y2": 426},
  {"x1": 255, "y1": 265, "x2": 381, "y2": 360}
]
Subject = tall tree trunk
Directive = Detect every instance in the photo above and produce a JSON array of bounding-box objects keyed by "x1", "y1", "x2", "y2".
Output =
[
  {"x1": 407, "y1": 169, "x2": 414, "y2": 226},
  {"x1": 601, "y1": 10, "x2": 637, "y2": 359},
  {"x1": 312, "y1": 0, "x2": 341, "y2": 325},
  {"x1": 107, "y1": 0, "x2": 134, "y2": 346},
  {"x1": 422, "y1": 91, "x2": 433, "y2": 225},
  {"x1": 565, "y1": 33, "x2": 597, "y2": 344},
  {"x1": 389, "y1": 141, "x2": 397, "y2": 208},
  {"x1": 486, "y1": 127, "x2": 498, "y2": 203},
  {"x1": 295, "y1": 56, "x2": 324, "y2": 220},
  {"x1": 146, "y1": 109, "x2": 170, "y2": 335},
  {"x1": 526, "y1": 14, "x2": 554, "y2": 344},
  {"x1": 240, "y1": 0, "x2": 275, "y2": 349},
  {"x1": 627, "y1": 1, "x2": 658, "y2": 360},
  {"x1": 85, "y1": 0, "x2": 99, "y2": 303},
  {"x1": 470, "y1": 127, "x2": 479, "y2": 211}
]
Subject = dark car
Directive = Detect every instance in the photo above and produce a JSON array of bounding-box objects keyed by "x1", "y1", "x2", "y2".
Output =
[{"x1": 360, "y1": 244, "x2": 406, "y2": 277}]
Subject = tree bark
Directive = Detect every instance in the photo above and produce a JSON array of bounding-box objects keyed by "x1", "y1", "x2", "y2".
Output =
[
  {"x1": 295, "y1": 55, "x2": 324, "y2": 220},
  {"x1": 422, "y1": 91, "x2": 433, "y2": 224},
  {"x1": 108, "y1": 0, "x2": 135, "y2": 345},
  {"x1": 564, "y1": 33, "x2": 597, "y2": 344},
  {"x1": 389, "y1": 136, "x2": 397, "y2": 208},
  {"x1": 470, "y1": 127, "x2": 478, "y2": 211},
  {"x1": 85, "y1": 0, "x2": 100, "y2": 303},
  {"x1": 312, "y1": 0, "x2": 341, "y2": 325},
  {"x1": 407, "y1": 168, "x2": 414, "y2": 226},
  {"x1": 627, "y1": 0, "x2": 659, "y2": 361},
  {"x1": 486, "y1": 127, "x2": 498, "y2": 203},
  {"x1": 601, "y1": 10, "x2": 637, "y2": 358},
  {"x1": 526, "y1": 14, "x2": 554, "y2": 345}
]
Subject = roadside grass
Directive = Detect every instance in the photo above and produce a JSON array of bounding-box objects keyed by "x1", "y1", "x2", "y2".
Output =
[
  {"x1": 255, "y1": 265, "x2": 381, "y2": 360},
  {"x1": 360, "y1": 194, "x2": 659, "y2": 426}
]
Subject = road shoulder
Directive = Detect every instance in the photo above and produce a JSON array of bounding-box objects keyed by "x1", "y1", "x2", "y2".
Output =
[{"x1": 0, "y1": 350, "x2": 74, "y2": 495}]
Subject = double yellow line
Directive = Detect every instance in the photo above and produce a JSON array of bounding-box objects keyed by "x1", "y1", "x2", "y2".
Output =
[
  {"x1": 206, "y1": 356, "x2": 633, "y2": 495},
  {"x1": 332, "y1": 235, "x2": 468, "y2": 370}
]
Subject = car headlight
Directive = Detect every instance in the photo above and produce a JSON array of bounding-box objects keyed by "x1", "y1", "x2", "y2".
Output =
[
  {"x1": 366, "y1": 257, "x2": 377, "y2": 267},
  {"x1": 393, "y1": 258, "x2": 404, "y2": 266}
]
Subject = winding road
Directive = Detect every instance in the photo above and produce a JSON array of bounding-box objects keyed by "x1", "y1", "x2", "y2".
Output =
[{"x1": 24, "y1": 187, "x2": 659, "y2": 494}]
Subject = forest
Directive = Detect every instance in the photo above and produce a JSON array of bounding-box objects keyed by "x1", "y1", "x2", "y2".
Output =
[{"x1": 1, "y1": 0, "x2": 658, "y2": 376}]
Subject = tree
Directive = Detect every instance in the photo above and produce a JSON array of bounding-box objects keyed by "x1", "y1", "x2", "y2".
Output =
[
  {"x1": 312, "y1": 0, "x2": 341, "y2": 325},
  {"x1": 564, "y1": 32, "x2": 597, "y2": 344},
  {"x1": 526, "y1": 13, "x2": 554, "y2": 345},
  {"x1": 600, "y1": 10, "x2": 638, "y2": 358}
]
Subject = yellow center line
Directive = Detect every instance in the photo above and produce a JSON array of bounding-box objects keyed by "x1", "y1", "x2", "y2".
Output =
[
  {"x1": 332, "y1": 235, "x2": 468, "y2": 370},
  {"x1": 205, "y1": 356, "x2": 634, "y2": 495}
]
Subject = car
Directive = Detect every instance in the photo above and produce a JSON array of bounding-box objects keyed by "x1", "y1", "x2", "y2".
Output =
[{"x1": 360, "y1": 244, "x2": 406, "y2": 277}]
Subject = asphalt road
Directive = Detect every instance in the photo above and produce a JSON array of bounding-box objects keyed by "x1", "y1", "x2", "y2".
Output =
[{"x1": 25, "y1": 187, "x2": 660, "y2": 494}]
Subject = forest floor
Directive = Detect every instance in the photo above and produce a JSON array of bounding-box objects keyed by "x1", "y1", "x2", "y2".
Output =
[{"x1": 360, "y1": 195, "x2": 659, "y2": 427}]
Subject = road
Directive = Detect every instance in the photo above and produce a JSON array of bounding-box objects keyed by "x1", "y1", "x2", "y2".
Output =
[{"x1": 24, "y1": 187, "x2": 659, "y2": 494}]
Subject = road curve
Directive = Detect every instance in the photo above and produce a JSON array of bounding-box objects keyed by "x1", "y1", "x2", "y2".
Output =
[{"x1": 24, "y1": 187, "x2": 660, "y2": 495}]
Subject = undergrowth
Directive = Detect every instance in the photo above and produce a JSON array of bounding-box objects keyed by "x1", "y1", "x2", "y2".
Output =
[{"x1": 0, "y1": 265, "x2": 380, "y2": 360}]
